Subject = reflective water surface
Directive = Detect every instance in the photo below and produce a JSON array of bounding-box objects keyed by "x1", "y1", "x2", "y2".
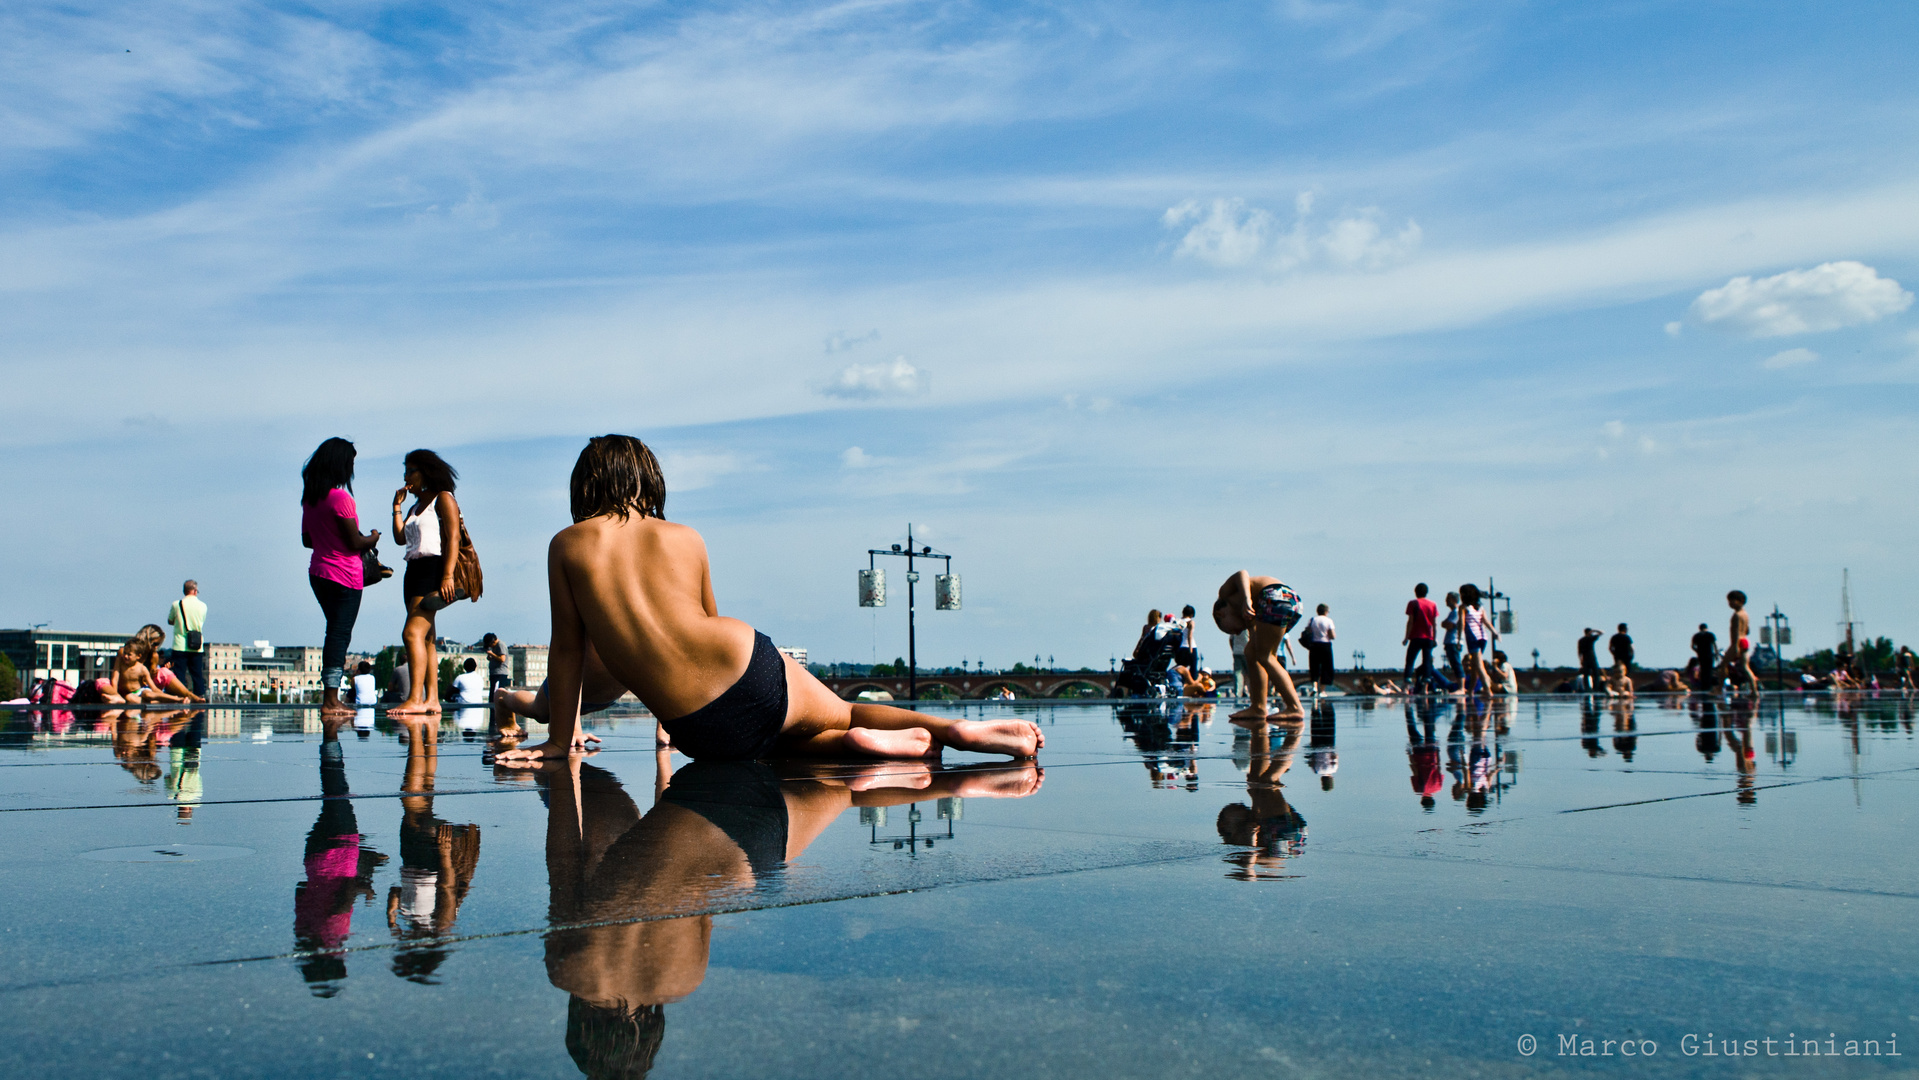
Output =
[{"x1": 2, "y1": 694, "x2": 1914, "y2": 1077}]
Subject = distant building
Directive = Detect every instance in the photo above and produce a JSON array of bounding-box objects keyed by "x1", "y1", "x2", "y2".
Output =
[
  {"x1": 206, "y1": 641, "x2": 323, "y2": 701},
  {"x1": 0, "y1": 628, "x2": 129, "y2": 688},
  {"x1": 777, "y1": 645, "x2": 808, "y2": 666},
  {"x1": 511, "y1": 644, "x2": 549, "y2": 688}
]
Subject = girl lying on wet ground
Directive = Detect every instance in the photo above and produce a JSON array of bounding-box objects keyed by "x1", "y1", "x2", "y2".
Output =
[{"x1": 496, "y1": 435, "x2": 1041, "y2": 767}]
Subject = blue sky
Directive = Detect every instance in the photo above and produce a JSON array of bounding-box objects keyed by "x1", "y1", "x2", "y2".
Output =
[{"x1": 4, "y1": 0, "x2": 1918, "y2": 671}]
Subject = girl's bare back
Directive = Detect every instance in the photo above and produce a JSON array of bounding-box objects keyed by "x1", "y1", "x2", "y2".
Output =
[{"x1": 553, "y1": 516, "x2": 755, "y2": 721}]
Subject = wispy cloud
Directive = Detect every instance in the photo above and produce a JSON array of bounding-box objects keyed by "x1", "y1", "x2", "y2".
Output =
[
  {"x1": 820, "y1": 357, "x2": 927, "y2": 400},
  {"x1": 1761, "y1": 347, "x2": 1819, "y2": 370},
  {"x1": 1162, "y1": 193, "x2": 1421, "y2": 272}
]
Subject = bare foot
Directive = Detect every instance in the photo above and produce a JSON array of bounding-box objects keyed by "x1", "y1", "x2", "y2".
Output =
[
  {"x1": 947, "y1": 764, "x2": 1043, "y2": 798},
  {"x1": 388, "y1": 699, "x2": 440, "y2": 715},
  {"x1": 496, "y1": 722, "x2": 525, "y2": 740},
  {"x1": 1228, "y1": 706, "x2": 1268, "y2": 720},
  {"x1": 1267, "y1": 707, "x2": 1305, "y2": 720},
  {"x1": 494, "y1": 729, "x2": 601, "y2": 766},
  {"x1": 843, "y1": 727, "x2": 936, "y2": 758},
  {"x1": 843, "y1": 762, "x2": 933, "y2": 791},
  {"x1": 940, "y1": 719, "x2": 1043, "y2": 758},
  {"x1": 320, "y1": 701, "x2": 353, "y2": 716}
]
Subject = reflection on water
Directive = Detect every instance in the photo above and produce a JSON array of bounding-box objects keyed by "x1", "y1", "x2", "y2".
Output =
[
  {"x1": 389, "y1": 721, "x2": 482, "y2": 982},
  {"x1": 1219, "y1": 717, "x2": 1305, "y2": 880},
  {"x1": 541, "y1": 752, "x2": 1041, "y2": 1078},
  {"x1": 295, "y1": 723, "x2": 387, "y2": 996}
]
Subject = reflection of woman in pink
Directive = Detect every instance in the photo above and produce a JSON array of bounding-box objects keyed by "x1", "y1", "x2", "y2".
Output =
[{"x1": 294, "y1": 716, "x2": 388, "y2": 994}]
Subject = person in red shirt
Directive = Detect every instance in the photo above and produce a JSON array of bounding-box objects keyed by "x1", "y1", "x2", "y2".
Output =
[{"x1": 1402, "y1": 583, "x2": 1443, "y2": 692}]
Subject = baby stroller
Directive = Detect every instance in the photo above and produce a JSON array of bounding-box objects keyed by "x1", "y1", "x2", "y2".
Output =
[{"x1": 1116, "y1": 631, "x2": 1182, "y2": 698}]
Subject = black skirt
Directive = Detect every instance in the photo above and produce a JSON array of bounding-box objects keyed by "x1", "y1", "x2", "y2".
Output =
[{"x1": 403, "y1": 553, "x2": 447, "y2": 600}]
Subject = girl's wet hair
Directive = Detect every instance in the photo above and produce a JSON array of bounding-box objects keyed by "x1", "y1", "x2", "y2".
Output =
[
  {"x1": 570, "y1": 435, "x2": 666, "y2": 523},
  {"x1": 404, "y1": 449, "x2": 458, "y2": 494},
  {"x1": 302, "y1": 438, "x2": 357, "y2": 507}
]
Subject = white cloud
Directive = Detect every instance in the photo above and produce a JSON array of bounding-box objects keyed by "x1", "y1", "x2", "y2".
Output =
[
  {"x1": 820, "y1": 356, "x2": 927, "y2": 400},
  {"x1": 1664, "y1": 321, "x2": 1683, "y2": 337},
  {"x1": 1761, "y1": 347, "x2": 1819, "y2": 370},
  {"x1": 1163, "y1": 193, "x2": 1419, "y2": 273},
  {"x1": 1602, "y1": 419, "x2": 1625, "y2": 438},
  {"x1": 841, "y1": 446, "x2": 874, "y2": 468},
  {"x1": 1690, "y1": 261, "x2": 1912, "y2": 337}
]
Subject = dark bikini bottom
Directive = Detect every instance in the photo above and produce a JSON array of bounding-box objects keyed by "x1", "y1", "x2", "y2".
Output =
[
  {"x1": 659, "y1": 760, "x2": 789, "y2": 879},
  {"x1": 658, "y1": 631, "x2": 788, "y2": 762}
]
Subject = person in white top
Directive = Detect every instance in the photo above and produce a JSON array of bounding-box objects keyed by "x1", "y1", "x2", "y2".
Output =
[
  {"x1": 350, "y1": 661, "x2": 379, "y2": 705},
  {"x1": 1303, "y1": 604, "x2": 1337, "y2": 696},
  {"x1": 390, "y1": 448, "x2": 472, "y2": 715},
  {"x1": 451, "y1": 658, "x2": 489, "y2": 705}
]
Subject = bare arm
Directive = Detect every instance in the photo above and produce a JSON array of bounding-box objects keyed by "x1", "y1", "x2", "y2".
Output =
[
  {"x1": 436, "y1": 493, "x2": 461, "y2": 602},
  {"x1": 497, "y1": 538, "x2": 600, "y2": 763},
  {"x1": 392, "y1": 488, "x2": 409, "y2": 545},
  {"x1": 1223, "y1": 571, "x2": 1254, "y2": 622},
  {"x1": 337, "y1": 509, "x2": 380, "y2": 552}
]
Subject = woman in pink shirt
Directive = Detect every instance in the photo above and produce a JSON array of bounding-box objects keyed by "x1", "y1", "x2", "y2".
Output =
[{"x1": 302, "y1": 438, "x2": 384, "y2": 715}]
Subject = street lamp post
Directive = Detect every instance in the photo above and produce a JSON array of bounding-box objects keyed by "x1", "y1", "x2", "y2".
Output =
[
  {"x1": 1762, "y1": 606, "x2": 1792, "y2": 692},
  {"x1": 858, "y1": 523, "x2": 959, "y2": 702}
]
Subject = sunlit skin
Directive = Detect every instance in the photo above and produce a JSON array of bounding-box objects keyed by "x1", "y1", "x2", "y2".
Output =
[
  {"x1": 301, "y1": 496, "x2": 381, "y2": 715},
  {"x1": 390, "y1": 466, "x2": 462, "y2": 716},
  {"x1": 1219, "y1": 718, "x2": 1304, "y2": 878},
  {"x1": 1722, "y1": 593, "x2": 1756, "y2": 692},
  {"x1": 495, "y1": 513, "x2": 1041, "y2": 765},
  {"x1": 540, "y1": 754, "x2": 1041, "y2": 1013},
  {"x1": 1211, "y1": 571, "x2": 1303, "y2": 721},
  {"x1": 386, "y1": 719, "x2": 480, "y2": 936}
]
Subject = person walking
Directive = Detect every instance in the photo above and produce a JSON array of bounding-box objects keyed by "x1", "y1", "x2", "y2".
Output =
[
  {"x1": 302, "y1": 438, "x2": 382, "y2": 715},
  {"x1": 391, "y1": 449, "x2": 474, "y2": 715},
  {"x1": 1402, "y1": 583, "x2": 1441, "y2": 693},
  {"x1": 1577, "y1": 628, "x2": 1604, "y2": 693},
  {"x1": 1303, "y1": 604, "x2": 1337, "y2": 696},
  {"x1": 166, "y1": 580, "x2": 208, "y2": 698},
  {"x1": 1459, "y1": 584, "x2": 1497, "y2": 695},
  {"x1": 1441, "y1": 592, "x2": 1463, "y2": 686},
  {"x1": 483, "y1": 633, "x2": 511, "y2": 696}
]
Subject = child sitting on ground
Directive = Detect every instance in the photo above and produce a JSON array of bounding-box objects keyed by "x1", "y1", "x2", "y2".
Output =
[
  {"x1": 1210, "y1": 570, "x2": 1305, "y2": 720},
  {"x1": 495, "y1": 435, "x2": 1042, "y2": 765}
]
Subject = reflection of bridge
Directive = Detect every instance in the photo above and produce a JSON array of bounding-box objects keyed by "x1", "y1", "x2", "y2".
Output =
[{"x1": 819, "y1": 672, "x2": 1116, "y2": 701}]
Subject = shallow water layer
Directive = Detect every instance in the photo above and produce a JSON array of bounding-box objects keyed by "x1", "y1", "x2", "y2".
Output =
[{"x1": 1, "y1": 694, "x2": 1914, "y2": 1078}]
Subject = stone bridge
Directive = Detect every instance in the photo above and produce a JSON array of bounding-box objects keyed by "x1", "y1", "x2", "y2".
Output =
[{"x1": 818, "y1": 672, "x2": 1118, "y2": 701}]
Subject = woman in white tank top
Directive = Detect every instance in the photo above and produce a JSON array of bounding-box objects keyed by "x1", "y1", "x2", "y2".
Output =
[{"x1": 389, "y1": 449, "x2": 466, "y2": 714}]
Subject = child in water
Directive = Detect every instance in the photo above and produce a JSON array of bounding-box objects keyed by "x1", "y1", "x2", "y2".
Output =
[
  {"x1": 496, "y1": 435, "x2": 1041, "y2": 765},
  {"x1": 1211, "y1": 570, "x2": 1305, "y2": 720}
]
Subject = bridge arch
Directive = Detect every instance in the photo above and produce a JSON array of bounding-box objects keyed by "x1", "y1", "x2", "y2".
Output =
[{"x1": 1045, "y1": 679, "x2": 1106, "y2": 698}]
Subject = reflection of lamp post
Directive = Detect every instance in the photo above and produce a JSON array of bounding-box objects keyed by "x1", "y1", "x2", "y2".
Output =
[
  {"x1": 858, "y1": 524, "x2": 958, "y2": 702},
  {"x1": 861, "y1": 799, "x2": 961, "y2": 854}
]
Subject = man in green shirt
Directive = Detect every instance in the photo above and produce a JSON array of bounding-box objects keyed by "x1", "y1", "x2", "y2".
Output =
[{"x1": 168, "y1": 579, "x2": 208, "y2": 697}]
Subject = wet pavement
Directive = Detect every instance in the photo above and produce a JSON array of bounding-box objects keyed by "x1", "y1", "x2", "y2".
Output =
[{"x1": 2, "y1": 693, "x2": 1914, "y2": 1078}]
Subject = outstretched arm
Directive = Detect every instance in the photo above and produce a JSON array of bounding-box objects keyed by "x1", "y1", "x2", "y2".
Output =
[{"x1": 497, "y1": 538, "x2": 598, "y2": 764}]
